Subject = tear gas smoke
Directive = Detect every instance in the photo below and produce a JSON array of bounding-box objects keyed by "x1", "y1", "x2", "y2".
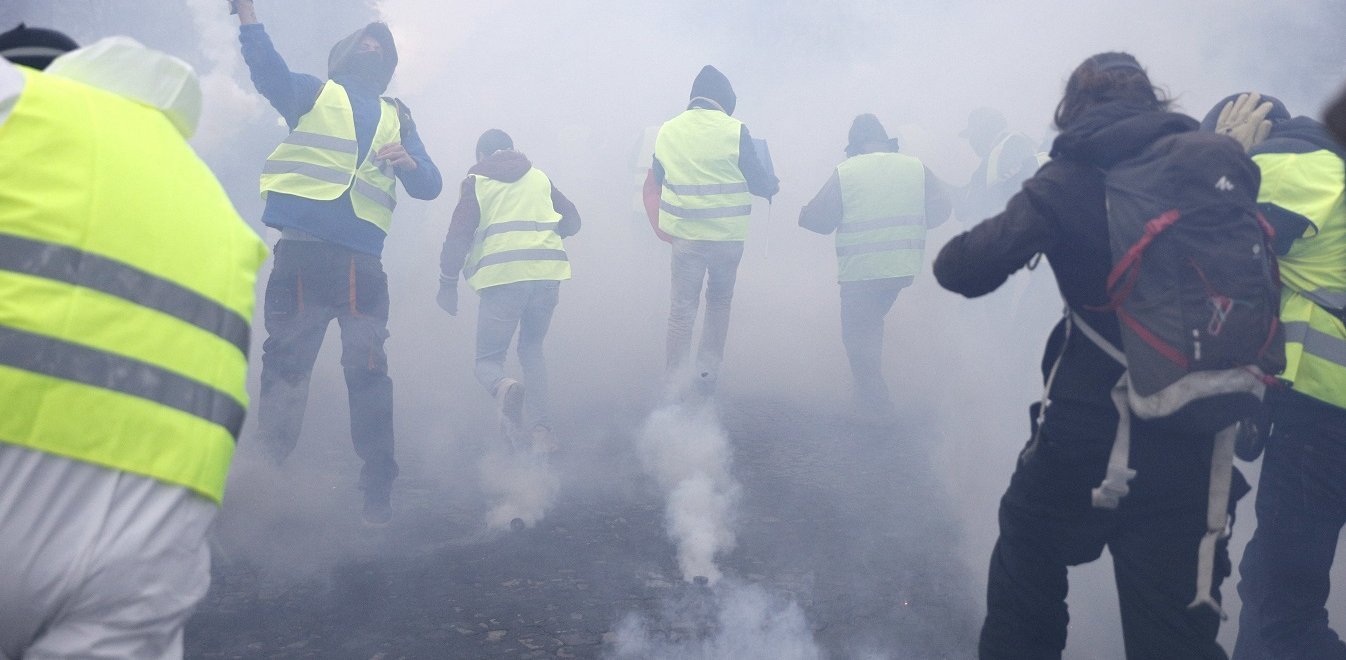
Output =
[
  {"x1": 183, "y1": 0, "x2": 264, "y2": 153},
  {"x1": 638, "y1": 399, "x2": 742, "y2": 584},
  {"x1": 478, "y1": 448, "x2": 560, "y2": 530},
  {"x1": 610, "y1": 579, "x2": 821, "y2": 660}
]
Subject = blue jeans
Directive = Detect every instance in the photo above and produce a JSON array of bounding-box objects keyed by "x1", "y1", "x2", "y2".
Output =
[
  {"x1": 475, "y1": 280, "x2": 560, "y2": 429},
  {"x1": 1234, "y1": 391, "x2": 1346, "y2": 660},
  {"x1": 665, "y1": 238, "x2": 744, "y2": 378}
]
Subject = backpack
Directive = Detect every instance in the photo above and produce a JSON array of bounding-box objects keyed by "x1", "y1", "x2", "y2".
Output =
[
  {"x1": 1069, "y1": 130, "x2": 1284, "y2": 615},
  {"x1": 1097, "y1": 130, "x2": 1284, "y2": 431}
]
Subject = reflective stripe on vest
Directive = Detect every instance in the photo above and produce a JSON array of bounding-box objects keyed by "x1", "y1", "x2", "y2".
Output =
[
  {"x1": 464, "y1": 167, "x2": 570, "y2": 291},
  {"x1": 834, "y1": 152, "x2": 926, "y2": 283},
  {"x1": 259, "y1": 80, "x2": 401, "y2": 233},
  {"x1": 655, "y1": 108, "x2": 751, "y2": 242},
  {"x1": 0, "y1": 69, "x2": 266, "y2": 502},
  {"x1": 1253, "y1": 148, "x2": 1346, "y2": 408}
]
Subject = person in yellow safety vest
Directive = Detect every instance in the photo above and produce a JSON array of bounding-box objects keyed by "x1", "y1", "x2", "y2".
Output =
[
  {"x1": 1198, "y1": 92, "x2": 1346, "y2": 660},
  {"x1": 799, "y1": 114, "x2": 951, "y2": 421},
  {"x1": 0, "y1": 50, "x2": 266, "y2": 659},
  {"x1": 438, "y1": 130, "x2": 581, "y2": 451},
  {"x1": 643, "y1": 65, "x2": 779, "y2": 396},
  {"x1": 955, "y1": 106, "x2": 1044, "y2": 226},
  {"x1": 233, "y1": 0, "x2": 442, "y2": 526}
]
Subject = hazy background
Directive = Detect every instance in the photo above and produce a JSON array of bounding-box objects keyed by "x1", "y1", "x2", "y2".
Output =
[{"x1": 5, "y1": 1, "x2": 1346, "y2": 656}]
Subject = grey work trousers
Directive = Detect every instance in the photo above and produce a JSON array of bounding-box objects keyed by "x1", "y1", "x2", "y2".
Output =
[
  {"x1": 839, "y1": 280, "x2": 907, "y2": 408},
  {"x1": 666, "y1": 238, "x2": 745, "y2": 379},
  {"x1": 0, "y1": 444, "x2": 215, "y2": 660},
  {"x1": 475, "y1": 280, "x2": 560, "y2": 429}
]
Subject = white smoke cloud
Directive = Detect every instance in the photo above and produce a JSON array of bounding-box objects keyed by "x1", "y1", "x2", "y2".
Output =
[
  {"x1": 183, "y1": 0, "x2": 264, "y2": 153},
  {"x1": 610, "y1": 580, "x2": 821, "y2": 660},
  {"x1": 478, "y1": 447, "x2": 560, "y2": 530},
  {"x1": 638, "y1": 401, "x2": 742, "y2": 584}
]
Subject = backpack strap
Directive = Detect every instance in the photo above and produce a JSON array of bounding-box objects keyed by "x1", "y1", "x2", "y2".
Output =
[
  {"x1": 1068, "y1": 310, "x2": 1137, "y2": 510},
  {"x1": 1189, "y1": 421, "x2": 1238, "y2": 619}
]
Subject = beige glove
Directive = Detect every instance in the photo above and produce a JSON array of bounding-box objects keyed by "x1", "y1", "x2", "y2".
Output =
[{"x1": 1216, "y1": 92, "x2": 1274, "y2": 152}]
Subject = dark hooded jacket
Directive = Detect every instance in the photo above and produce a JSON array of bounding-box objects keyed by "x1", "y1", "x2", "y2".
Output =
[
  {"x1": 934, "y1": 102, "x2": 1197, "y2": 416},
  {"x1": 1328, "y1": 87, "x2": 1346, "y2": 149},
  {"x1": 240, "y1": 22, "x2": 442, "y2": 256},
  {"x1": 439, "y1": 150, "x2": 581, "y2": 282}
]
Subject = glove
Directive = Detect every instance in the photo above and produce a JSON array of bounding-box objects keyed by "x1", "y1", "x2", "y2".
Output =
[
  {"x1": 436, "y1": 276, "x2": 458, "y2": 316},
  {"x1": 1216, "y1": 92, "x2": 1274, "y2": 152}
]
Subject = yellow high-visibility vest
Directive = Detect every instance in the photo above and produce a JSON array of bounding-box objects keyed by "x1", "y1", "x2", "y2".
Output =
[
  {"x1": 655, "y1": 108, "x2": 752, "y2": 242},
  {"x1": 835, "y1": 153, "x2": 927, "y2": 283},
  {"x1": 1253, "y1": 148, "x2": 1346, "y2": 409},
  {"x1": 465, "y1": 167, "x2": 570, "y2": 292},
  {"x1": 0, "y1": 68, "x2": 266, "y2": 503},
  {"x1": 260, "y1": 80, "x2": 402, "y2": 233}
]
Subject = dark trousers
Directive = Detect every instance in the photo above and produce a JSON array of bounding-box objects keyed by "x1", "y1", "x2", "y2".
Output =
[
  {"x1": 980, "y1": 406, "x2": 1245, "y2": 659},
  {"x1": 1234, "y1": 391, "x2": 1346, "y2": 660},
  {"x1": 839, "y1": 281, "x2": 905, "y2": 408},
  {"x1": 256, "y1": 240, "x2": 398, "y2": 501}
]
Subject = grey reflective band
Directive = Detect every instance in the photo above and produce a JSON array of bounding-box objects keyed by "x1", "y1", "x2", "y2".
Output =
[
  {"x1": 478, "y1": 221, "x2": 561, "y2": 240},
  {"x1": 1285, "y1": 320, "x2": 1346, "y2": 367},
  {"x1": 835, "y1": 239, "x2": 926, "y2": 257},
  {"x1": 0, "y1": 325, "x2": 245, "y2": 439},
  {"x1": 838, "y1": 215, "x2": 924, "y2": 234},
  {"x1": 466, "y1": 249, "x2": 568, "y2": 278},
  {"x1": 0, "y1": 46, "x2": 68, "y2": 58},
  {"x1": 0, "y1": 233, "x2": 251, "y2": 356},
  {"x1": 663, "y1": 182, "x2": 749, "y2": 196},
  {"x1": 352, "y1": 178, "x2": 396, "y2": 211},
  {"x1": 659, "y1": 200, "x2": 752, "y2": 220},
  {"x1": 262, "y1": 160, "x2": 351, "y2": 185},
  {"x1": 282, "y1": 131, "x2": 358, "y2": 153},
  {"x1": 1305, "y1": 288, "x2": 1346, "y2": 310}
]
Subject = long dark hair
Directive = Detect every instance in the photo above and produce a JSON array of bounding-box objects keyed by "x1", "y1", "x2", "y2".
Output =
[{"x1": 1054, "y1": 52, "x2": 1171, "y2": 130}]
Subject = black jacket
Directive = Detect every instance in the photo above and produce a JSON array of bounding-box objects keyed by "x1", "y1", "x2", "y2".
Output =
[{"x1": 934, "y1": 103, "x2": 1198, "y2": 415}]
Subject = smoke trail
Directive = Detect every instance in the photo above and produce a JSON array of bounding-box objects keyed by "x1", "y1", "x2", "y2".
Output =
[
  {"x1": 478, "y1": 448, "x2": 560, "y2": 530},
  {"x1": 637, "y1": 398, "x2": 742, "y2": 584},
  {"x1": 609, "y1": 579, "x2": 821, "y2": 660},
  {"x1": 183, "y1": 0, "x2": 264, "y2": 152}
]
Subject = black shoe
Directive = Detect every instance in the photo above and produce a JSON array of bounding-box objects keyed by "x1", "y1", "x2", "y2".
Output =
[{"x1": 362, "y1": 495, "x2": 392, "y2": 527}]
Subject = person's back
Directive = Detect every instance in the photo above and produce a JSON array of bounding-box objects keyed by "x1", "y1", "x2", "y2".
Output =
[{"x1": 0, "y1": 57, "x2": 265, "y2": 659}]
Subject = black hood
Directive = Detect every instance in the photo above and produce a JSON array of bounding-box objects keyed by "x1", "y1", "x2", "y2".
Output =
[
  {"x1": 328, "y1": 22, "x2": 398, "y2": 95},
  {"x1": 1051, "y1": 102, "x2": 1198, "y2": 168},
  {"x1": 469, "y1": 149, "x2": 533, "y2": 184},
  {"x1": 1252, "y1": 115, "x2": 1346, "y2": 160},
  {"x1": 689, "y1": 65, "x2": 736, "y2": 115}
]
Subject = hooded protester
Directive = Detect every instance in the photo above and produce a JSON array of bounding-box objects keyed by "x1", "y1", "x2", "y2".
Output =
[
  {"x1": 934, "y1": 52, "x2": 1247, "y2": 659},
  {"x1": 798, "y1": 114, "x2": 951, "y2": 420},
  {"x1": 234, "y1": 0, "x2": 443, "y2": 527},
  {"x1": 1199, "y1": 93, "x2": 1346, "y2": 660},
  {"x1": 438, "y1": 130, "x2": 581, "y2": 451},
  {"x1": 643, "y1": 65, "x2": 779, "y2": 396},
  {"x1": 954, "y1": 106, "x2": 1043, "y2": 225},
  {"x1": 0, "y1": 23, "x2": 78, "y2": 70}
]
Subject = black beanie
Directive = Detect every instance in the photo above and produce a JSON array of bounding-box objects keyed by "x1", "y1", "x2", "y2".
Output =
[
  {"x1": 689, "y1": 65, "x2": 736, "y2": 116},
  {"x1": 476, "y1": 129, "x2": 513, "y2": 159},
  {"x1": 0, "y1": 23, "x2": 79, "y2": 70},
  {"x1": 846, "y1": 113, "x2": 891, "y2": 154}
]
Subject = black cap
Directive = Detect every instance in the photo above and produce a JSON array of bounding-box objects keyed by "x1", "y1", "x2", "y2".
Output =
[
  {"x1": 689, "y1": 65, "x2": 736, "y2": 115},
  {"x1": 0, "y1": 23, "x2": 79, "y2": 70},
  {"x1": 476, "y1": 128, "x2": 513, "y2": 159}
]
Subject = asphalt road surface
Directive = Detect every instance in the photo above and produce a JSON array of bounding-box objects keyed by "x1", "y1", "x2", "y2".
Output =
[{"x1": 186, "y1": 396, "x2": 981, "y2": 658}]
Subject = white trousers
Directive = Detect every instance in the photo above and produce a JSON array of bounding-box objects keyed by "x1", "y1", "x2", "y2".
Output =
[{"x1": 0, "y1": 444, "x2": 216, "y2": 660}]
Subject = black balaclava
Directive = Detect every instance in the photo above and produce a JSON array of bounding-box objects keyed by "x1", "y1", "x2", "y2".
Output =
[
  {"x1": 328, "y1": 22, "x2": 398, "y2": 95},
  {"x1": 689, "y1": 65, "x2": 736, "y2": 116},
  {"x1": 0, "y1": 23, "x2": 79, "y2": 70}
]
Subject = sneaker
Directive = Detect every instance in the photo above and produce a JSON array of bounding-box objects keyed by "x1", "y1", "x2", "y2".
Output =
[
  {"x1": 530, "y1": 425, "x2": 558, "y2": 454},
  {"x1": 494, "y1": 378, "x2": 525, "y2": 428},
  {"x1": 362, "y1": 495, "x2": 392, "y2": 528}
]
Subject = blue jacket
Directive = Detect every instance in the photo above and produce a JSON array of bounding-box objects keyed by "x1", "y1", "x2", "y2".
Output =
[{"x1": 240, "y1": 23, "x2": 442, "y2": 256}]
